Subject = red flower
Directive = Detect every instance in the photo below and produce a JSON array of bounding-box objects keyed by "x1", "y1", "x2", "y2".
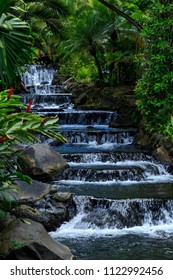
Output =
[
  {"x1": 7, "y1": 87, "x2": 14, "y2": 100},
  {"x1": 26, "y1": 100, "x2": 33, "y2": 113},
  {"x1": 0, "y1": 137, "x2": 7, "y2": 143}
]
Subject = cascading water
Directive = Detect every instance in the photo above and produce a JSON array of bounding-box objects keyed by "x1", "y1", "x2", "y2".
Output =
[
  {"x1": 20, "y1": 64, "x2": 73, "y2": 111},
  {"x1": 21, "y1": 64, "x2": 56, "y2": 86},
  {"x1": 22, "y1": 65, "x2": 173, "y2": 260},
  {"x1": 51, "y1": 196, "x2": 173, "y2": 234}
]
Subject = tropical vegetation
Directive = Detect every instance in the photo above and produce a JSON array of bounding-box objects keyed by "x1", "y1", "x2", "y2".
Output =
[
  {"x1": 135, "y1": 1, "x2": 173, "y2": 138},
  {"x1": 0, "y1": 0, "x2": 32, "y2": 87}
]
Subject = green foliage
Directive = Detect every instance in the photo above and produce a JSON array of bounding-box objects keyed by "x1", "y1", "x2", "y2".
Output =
[
  {"x1": 58, "y1": 0, "x2": 141, "y2": 85},
  {"x1": 0, "y1": 89, "x2": 66, "y2": 216},
  {"x1": 135, "y1": 2, "x2": 173, "y2": 139},
  {"x1": 59, "y1": 9, "x2": 107, "y2": 82},
  {"x1": 60, "y1": 53, "x2": 98, "y2": 83},
  {"x1": 20, "y1": 0, "x2": 70, "y2": 50},
  {"x1": 1, "y1": 0, "x2": 70, "y2": 65},
  {"x1": 0, "y1": 0, "x2": 33, "y2": 87}
]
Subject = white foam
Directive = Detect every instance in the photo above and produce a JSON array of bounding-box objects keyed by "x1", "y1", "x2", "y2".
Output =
[{"x1": 50, "y1": 213, "x2": 173, "y2": 239}]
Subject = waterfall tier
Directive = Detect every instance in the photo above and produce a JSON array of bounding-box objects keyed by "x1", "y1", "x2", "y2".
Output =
[{"x1": 21, "y1": 64, "x2": 73, "y2": 111}]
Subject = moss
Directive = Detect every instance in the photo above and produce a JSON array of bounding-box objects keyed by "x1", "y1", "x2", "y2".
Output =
[{"x1": 10, "y1": 240, "x2": 26, "y2": 249}]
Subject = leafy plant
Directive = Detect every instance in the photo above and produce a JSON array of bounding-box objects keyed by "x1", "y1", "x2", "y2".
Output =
[
  {"x1": 10, "y1": 0, "x2": 70, "y2": 62},
  {"x1": 0, "y1": 0, "x2": 33, "y2": 87},
  {"x1": 135, "y1": 2, "x2": 173, "y2": 139}
]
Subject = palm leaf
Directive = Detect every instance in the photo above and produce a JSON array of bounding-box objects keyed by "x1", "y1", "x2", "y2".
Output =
[{"x1": 0, "y1": 12, "x2": 33, "y2": 86}]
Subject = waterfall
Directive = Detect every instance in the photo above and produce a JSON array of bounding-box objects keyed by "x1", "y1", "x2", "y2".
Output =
[
  {"x1": 50, "y1": 196, "x2": 173, "y2": 238},
  {"x1": 21, "y1": 64, "x2": 173, "y2": 260},
  {"x1": 20, "y1": 65, "x2": 73, "y2": 111},
  {"x1": 21, "y1": 64, "x2": 55, "y2": 86}
]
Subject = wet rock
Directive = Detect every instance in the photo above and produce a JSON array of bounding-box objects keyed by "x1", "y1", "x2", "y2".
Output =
[
  {"x1": 14, "y1": 179, "x2": 56, "y2": 203},
  {"x1": 10, "y1": 180, "x2": 76, "y2": 231},
  {"x1": 32, "y1": 193, "x2": 76, "y2": 230},
  {"x1": 53, "y1": 192, "x2": 72, "y2": 203},
  {"x1": 154, "y1": 146, "x2": 172, "y2": 165},
  {"x1": 0, "y1": 218, "x2": 74, "y2": 260},
  {"x1": 20, "y1": 144, "x2": 68, "y2": 182},
  {"x1": 11, "y1": 205, "x2": 61, "y2": 232}
]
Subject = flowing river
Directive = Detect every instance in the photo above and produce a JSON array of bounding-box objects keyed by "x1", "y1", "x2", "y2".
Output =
[{"x1": 21, "y1": 65, "x2": 173, "y2": 260}]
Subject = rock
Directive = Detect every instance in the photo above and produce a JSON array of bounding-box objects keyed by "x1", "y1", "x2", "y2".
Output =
[
  {"x1": 154, "y1": 146, "x2": 172, "y2": 164},
  {"x1": 32, "y1": 193, "x2": 76, "y2": 231},
  {"x1": 14, "y1": 179, "x2": 55, "y2": 203},
  {"x1": 53, "y1": 192, "x2": 72, "y2": 203},
  {"x1": 10, "y1": 180, "x2": 76, "y2": 231},
  {"x1": 135, "y1": 128, "x2": 173, "y2": 165},
  {"x1": 0, "y1": 218, "x2": 74, "y2": 260},
  {"x1": 20, "y1": 144, "x2": 68, "y2": 182},
  {"x1": 0, "y1": 214, "x2": 14, "y2": 233},
  {"x1": 74, "y1": 92, "x2": 88, "y2": 106},
  {"x1": 135, "y1": 129, "x2": 151, "y2": 148},
  {"x1": 11, "y1": 205, "x2": 61, "y2": 232},
  {"x1": 9, "y1": 180, "x2": 76, "y2": 231}
]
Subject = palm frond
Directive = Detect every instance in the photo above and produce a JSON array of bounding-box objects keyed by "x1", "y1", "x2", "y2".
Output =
[{"x1": 0, "y1": 13, "x2": 33, "y2": 86}]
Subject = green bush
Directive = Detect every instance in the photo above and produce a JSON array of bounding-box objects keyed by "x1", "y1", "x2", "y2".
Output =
[{"x1": 135, "y1": 2, "x2": 173, "y2": 139}]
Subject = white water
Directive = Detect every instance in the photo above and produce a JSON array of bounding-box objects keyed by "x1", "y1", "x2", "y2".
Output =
[
  {"x1": 50, "y1": 218, "x2": 173, "y2": 239},
  {"x1": 21, "y1": 65, "x2": 55, "y2": 87},
  {"x1": 58, "y1": 177, "x2": 173, "y2": 186},
  {"x1": 57, "y1": 159, "x2": 173, "y2": 185},
  {"x1": 50, "y1": 197, "x2": 173, "y2": 239},
  {"x1": 69, "y1": 160, "x2": 167, "y2": 172},
  {"x1": 21, "y1": 65, "x2": 73, "y2": 110}
]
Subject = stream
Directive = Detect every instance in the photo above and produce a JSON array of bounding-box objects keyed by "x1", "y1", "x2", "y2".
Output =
[{"x1": 21, "y1": 65, "x2": 173, "y2": 260}]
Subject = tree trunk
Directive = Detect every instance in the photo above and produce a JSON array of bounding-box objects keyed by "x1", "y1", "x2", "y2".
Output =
[
  {"x1": 89, "y1": 43, "x2": 104, "y2": 82},
  {"x1": 92, "y1": 51, "x2": 104, "y2": 82},
  {"x1": 97, "y1": 0, "x2": 142, "y2": 32}
]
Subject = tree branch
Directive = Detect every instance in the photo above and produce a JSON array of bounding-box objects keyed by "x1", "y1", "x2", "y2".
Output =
[{"x1": 97, "y1": 0, "x2": 142, "y2": 32}]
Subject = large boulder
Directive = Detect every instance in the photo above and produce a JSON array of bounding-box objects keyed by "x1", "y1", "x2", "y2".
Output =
[
  {"x1": 20, "y1": 144, "x2": 68, "y2": 182},
  {"x1": 0, "y1": 218, "x2": 74, "y2": 260}
]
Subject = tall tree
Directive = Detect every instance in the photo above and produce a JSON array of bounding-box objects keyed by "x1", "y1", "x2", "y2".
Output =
[{"x1": 59, "y1": 11, "x2": 109, "y2": 82}]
